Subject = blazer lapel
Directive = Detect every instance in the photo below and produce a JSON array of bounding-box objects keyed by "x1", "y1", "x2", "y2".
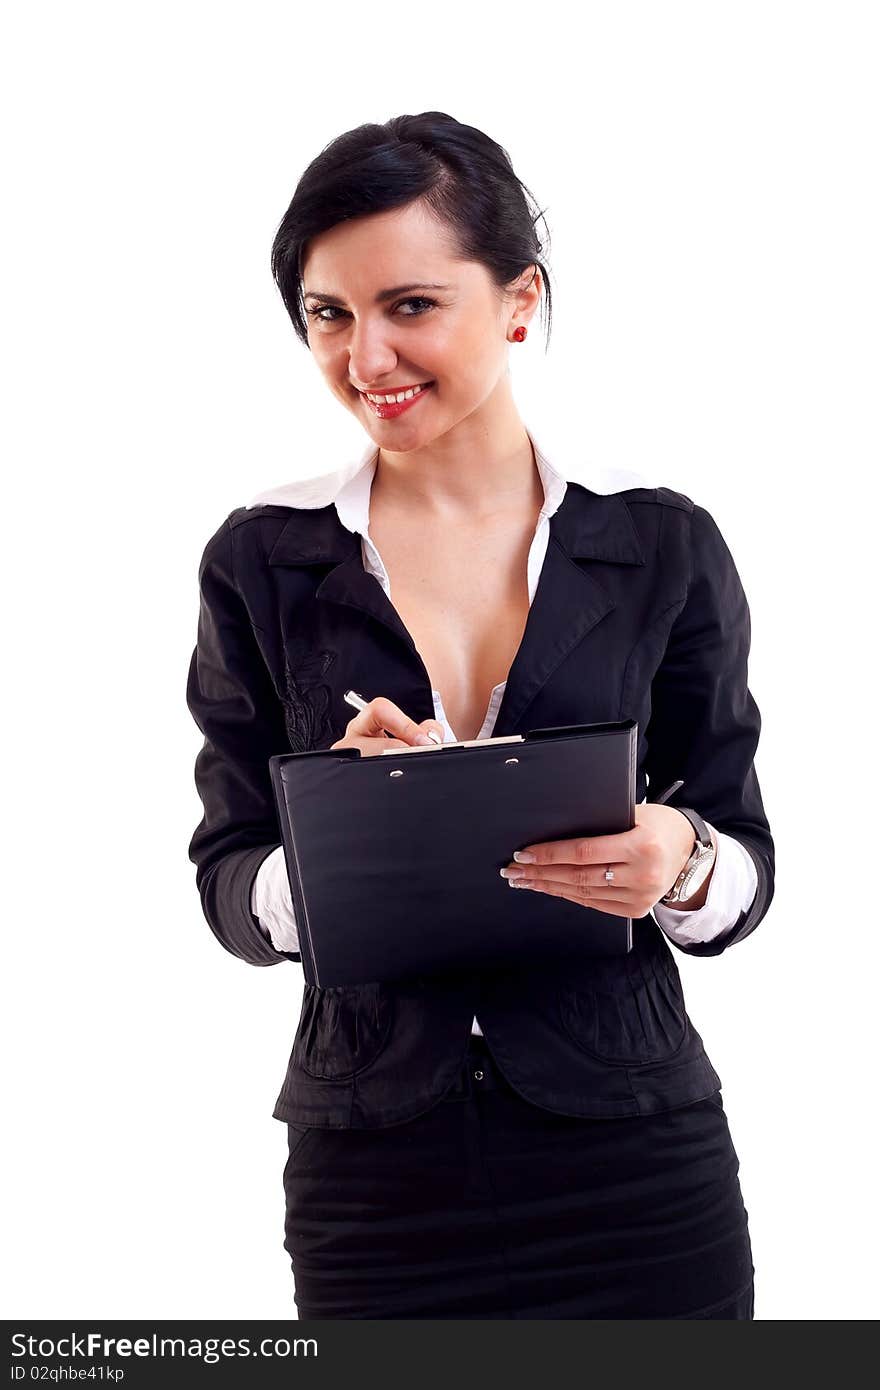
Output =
[
  {"x1": 493, "y1": 487, "x2": 647, "y2": 734},
  {"x1": 267, "y1": 507, "x2": 439, "y2": 724},
  {"x1": 267, "y1": 506, "x2": 412, "y2": 649}
]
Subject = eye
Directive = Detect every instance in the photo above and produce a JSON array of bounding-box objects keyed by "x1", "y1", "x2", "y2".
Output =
[
  {"x1": 305, "y1": 297, "x2": 437, "y2": 323},
  {"x1": 395, "y1": 297, "x2": 436, "y2": 316}
]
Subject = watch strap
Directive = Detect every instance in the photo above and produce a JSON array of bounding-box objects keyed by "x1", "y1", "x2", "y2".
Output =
[{"x1": 670, "y1": 805, "x2": 712, "y2": 848}]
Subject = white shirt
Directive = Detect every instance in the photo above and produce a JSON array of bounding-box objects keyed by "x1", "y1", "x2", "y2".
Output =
[{"x1": 248, "y1": 424, "x2": 759, "y2": 1031}]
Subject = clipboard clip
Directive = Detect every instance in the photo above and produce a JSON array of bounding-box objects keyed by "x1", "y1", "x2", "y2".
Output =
[{"x1": 379, "y1": 734, "x2": 525, "y2": 755}]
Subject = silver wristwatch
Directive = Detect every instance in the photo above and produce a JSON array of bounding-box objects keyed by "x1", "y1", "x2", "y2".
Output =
[{"x1": 659, "y1": 807, "x2": 716, "y2": 904}]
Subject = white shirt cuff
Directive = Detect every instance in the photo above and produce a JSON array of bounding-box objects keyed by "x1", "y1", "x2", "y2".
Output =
[
  {"x1": 651, "y1": 822, "x2": 758, "y2": 945},
  {"x1": 250, "y1": 845, "x2": 300, "y2": 954}
]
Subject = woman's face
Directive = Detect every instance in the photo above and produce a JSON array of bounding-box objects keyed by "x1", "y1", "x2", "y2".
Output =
[{"x1": 300, "y1": 199, "x2": 538, "y2": 450}]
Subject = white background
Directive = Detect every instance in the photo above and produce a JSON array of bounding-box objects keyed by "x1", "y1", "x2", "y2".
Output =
[{"x1": 3, "y1": 0, "x2": 877, "y2": 1320}]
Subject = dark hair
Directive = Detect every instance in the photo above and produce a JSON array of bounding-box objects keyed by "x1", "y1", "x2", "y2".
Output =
[{"x1": 270, "y1": 111, "x2": 553, "y2": 351}]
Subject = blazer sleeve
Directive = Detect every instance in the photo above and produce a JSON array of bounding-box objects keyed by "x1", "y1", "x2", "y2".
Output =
[
  {"x1": 643, "y1": 502, "x2": 775, "y2": 956},
  {"x1": 186, "y1": 514, "x2": 301, "y2": 967}
]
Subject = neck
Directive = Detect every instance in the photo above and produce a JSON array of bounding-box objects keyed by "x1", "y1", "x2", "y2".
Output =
[{"x1": 371, "y1": 378, "x2": 541, "y2": 523}]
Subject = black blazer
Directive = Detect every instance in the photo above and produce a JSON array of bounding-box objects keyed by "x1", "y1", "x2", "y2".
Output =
[{"x1": 186, "y1": 480, "x2": 774, "y2": 1128}]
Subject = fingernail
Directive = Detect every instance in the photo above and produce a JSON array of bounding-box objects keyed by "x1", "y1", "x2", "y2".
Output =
[{"x1": 513, "y1": 851, "x2": 536, "y2": 863}]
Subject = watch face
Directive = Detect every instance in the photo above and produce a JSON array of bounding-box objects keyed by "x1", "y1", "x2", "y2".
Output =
[{"x1": 682, "y1": 847, "x2": 715, "y2": 899}]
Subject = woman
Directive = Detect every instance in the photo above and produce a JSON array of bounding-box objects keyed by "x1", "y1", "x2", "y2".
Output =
[{"x1": 186, "y1": 111, "x2": 774, "y2": 1319}]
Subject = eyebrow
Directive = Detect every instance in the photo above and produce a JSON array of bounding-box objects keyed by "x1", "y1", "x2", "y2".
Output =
[{"x1": 302, "y1": 282, "x2": 452, "y2": 305}]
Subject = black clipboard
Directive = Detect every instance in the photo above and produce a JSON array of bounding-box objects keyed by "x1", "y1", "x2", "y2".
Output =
[{"x1": 268, "y1": 718, "x2": 638, "y2": 987}]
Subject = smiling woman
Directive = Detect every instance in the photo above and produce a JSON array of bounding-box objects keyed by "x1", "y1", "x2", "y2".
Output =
[
  {"x1": 187, "y1": 109, "x2": 773, "y2": 1320},
  {"x1": 290, "y1": 193, "x2": 543, "y2": 448}
]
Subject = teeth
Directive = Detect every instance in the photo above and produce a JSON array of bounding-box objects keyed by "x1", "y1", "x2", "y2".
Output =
[{"x1": 365, "y1": 383, "x2": 430, "y2": 404}]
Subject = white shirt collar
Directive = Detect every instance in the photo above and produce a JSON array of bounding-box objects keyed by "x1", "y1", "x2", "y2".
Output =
[
  {"x1": 334, "y1": 424, "x2": 571, "y2": 539},
  {"x1": 245, "y1": 418, "x2": 658, "y2": 522}
]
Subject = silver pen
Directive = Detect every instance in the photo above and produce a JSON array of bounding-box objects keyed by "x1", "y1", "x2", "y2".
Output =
[{"x1": 343, "y1": 689, "x2": 443, "y2": 745}]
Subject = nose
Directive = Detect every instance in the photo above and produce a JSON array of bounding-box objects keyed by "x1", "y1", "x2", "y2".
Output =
[{"x1": 346, "y1": 316, "x2": 399, "y2": 389}]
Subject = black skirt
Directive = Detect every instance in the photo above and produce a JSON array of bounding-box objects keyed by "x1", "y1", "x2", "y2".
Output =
[{"x1": 282, "y1": 1035, "x2": 754, "y2": 1319}]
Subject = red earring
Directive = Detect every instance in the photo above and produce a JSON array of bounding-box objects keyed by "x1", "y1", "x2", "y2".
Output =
[{"x1": 512, "y1": 326, "x2": 527, "y2": 342}]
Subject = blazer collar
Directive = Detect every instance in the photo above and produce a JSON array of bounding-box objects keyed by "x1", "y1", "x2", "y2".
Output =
[
  {"x1": 259, "y1": 427, "x2": 650, "y2": 734},
  {"x1": 262, "y1": 423, "x2": 648, "y2": 569},
  {"x1": 264, "y1": 483, "x2": 647, "y2": 570}
]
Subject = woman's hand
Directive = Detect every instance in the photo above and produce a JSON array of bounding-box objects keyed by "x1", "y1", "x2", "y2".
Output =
[
  {"x1": 331, "y1": 696, "x2": 445, "y2": 758},
  {"x1": 499, "y1": 803, "x2": 716, "y2": 917}
]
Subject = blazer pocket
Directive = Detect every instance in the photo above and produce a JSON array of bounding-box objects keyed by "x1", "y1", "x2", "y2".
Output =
[
  {"x1": 294, "y1": 981, "x2": 394, "y2": 1082},
  {"x1": 557, "y1": 953, "x2": 687, "y2": 1066}
]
